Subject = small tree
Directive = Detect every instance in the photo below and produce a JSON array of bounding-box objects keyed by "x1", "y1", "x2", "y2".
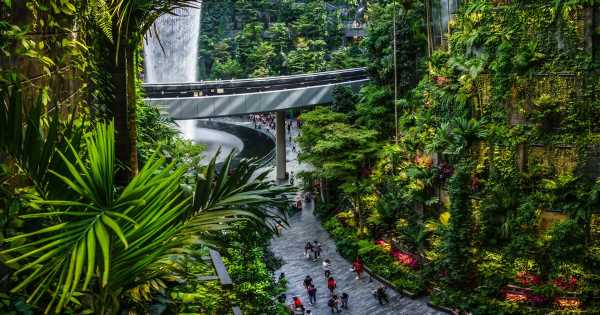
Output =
[{"x1": 297, "y1": 107, "x2": 378, "y2": 208}]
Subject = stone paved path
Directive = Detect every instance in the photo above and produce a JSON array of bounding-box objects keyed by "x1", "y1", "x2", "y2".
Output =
[{"x1": 270, "y1": 205, "x2": 445, "y2": 315}]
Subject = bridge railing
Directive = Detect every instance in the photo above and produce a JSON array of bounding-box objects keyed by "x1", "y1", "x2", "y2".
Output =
[
  {"x1": 142, "y1": 68, "x2": 368, "y2": 99},
  {"x1": 142, "y1": 67, "x2": 367, "y2": 87}
]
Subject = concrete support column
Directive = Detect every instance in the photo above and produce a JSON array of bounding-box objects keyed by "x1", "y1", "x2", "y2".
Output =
[{"x1": 275, "y1": 111, "x2": 287, "y2": 181}]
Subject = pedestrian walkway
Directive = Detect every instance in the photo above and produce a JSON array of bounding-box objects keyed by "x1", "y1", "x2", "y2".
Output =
[
  {"x1": 227, "y1": 114, "x2": 444, "y2": 314},
  {"x1": 270, "y1": 205, "x2": 444, "y2": 314}
]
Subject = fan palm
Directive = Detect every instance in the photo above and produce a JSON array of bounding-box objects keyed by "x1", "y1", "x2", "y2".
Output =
[{"x1": 1, "y1": 122, "x2": 291, "y2": 314}]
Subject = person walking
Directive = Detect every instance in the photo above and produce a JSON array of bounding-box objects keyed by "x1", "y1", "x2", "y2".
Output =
[
  {"x1": 279, "y1": 272, "x2": 286, "y2": 283},
  {"x1": 312, "y1": 241, "x2": 321, "y2": 260},
  {"x1": 304, "y1": 191, "x2": 311, "y2": 203},
  {"x1": 293, "y1": 296, "x2": 305, "y2": 313},
  {"x1": 303, "y1": 275, "x2": 313, "y2": 290},
  {"x1": 331, "y1": 294, "x2": 342, "y2": 313},
  {"x1": 375, "y1": 285, "x2": 389, "y2": 305},
  {"x1": 341, "y1": 292, "x2": 349, "y2": 309},
  {"x1": 308, "y1": 284, "x2": 317, "y2": 305},
  {"x1": 304, "y1": 242, "x2": 313, "y2": 259},
  {"x1": 277, "y1": 293, "x2": 286, "y2": 304},
  {"x1": 327, "y1": 296, "x2": 340, "y2": 314},
  {"x1": 327, "y1": 276, "x2": 337, "y2": 295},
  {"x1": 323, "y1": 259, "x2": 332, "y2": 278},
  {"x1": 352, "y1": 256, "x2": 363, "y2": 280}
]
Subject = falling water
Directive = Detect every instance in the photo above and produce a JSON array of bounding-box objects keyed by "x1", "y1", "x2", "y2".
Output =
[
  {"x1": 439, "y1": 0, "x2": 450, "y2": 34},
  {"x1": 143, "y1": 5, "x2": 201, "y2": 83}
]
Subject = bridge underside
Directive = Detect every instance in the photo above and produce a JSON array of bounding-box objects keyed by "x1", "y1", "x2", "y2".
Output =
[{"x1": 144, "y1": 79, "x2": 368, "y2": 119}]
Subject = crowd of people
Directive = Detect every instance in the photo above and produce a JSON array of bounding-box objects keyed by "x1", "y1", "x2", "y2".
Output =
[
  {"x1": 249, "y1": 113, "x2": 302, "y2": 184},
  {"x1": 249, "y1": 113, "x2": 301, "y2": 137},
  {"x1": 283, "y1": 246, "x2": 391, "y2": 314},
  {"x1": 284, "y1": 246, "x2": 354, "y2": 315}
]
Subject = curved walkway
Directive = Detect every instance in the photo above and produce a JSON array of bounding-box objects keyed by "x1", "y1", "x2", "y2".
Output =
[{"x1": 270, "y1": 207, "x2": 444, "y2": 315}]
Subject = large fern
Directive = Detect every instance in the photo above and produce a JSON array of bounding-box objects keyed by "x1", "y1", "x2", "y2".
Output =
[{"x1": 89, "y1": 0, "x2": 113, "y2": 42}]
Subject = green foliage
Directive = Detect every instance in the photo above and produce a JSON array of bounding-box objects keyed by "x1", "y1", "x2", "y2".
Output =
[
  {"x1": 199, "y1": 0, "x2": 366, "y2": 79},
  {"x1": 212, "y1": 58, "x2": 245, "y2": 79},
  {"x1": 0, "y1": 122, "x2": 292, "y2": 314},
  {"x1": 322, "y1": 217, "x2": 360, "y2": 259},
  {"x1": 331, "y1": 85, "x2": 359, "y2": 115},
  {"x1": 542, "y1": 219, "x2": 585, "y2": 265},
  {"x1": 322, "y1": 217, "x2": 425, "y2": 294},
  {"x1": 135, "y1": 102, "x2": 205, "y2": 173},
  {"x1": 443, "y1": 165, "x2": 473, "y2": 288},
  {"x1": 297, "y1": 107, "x2": 378, "y2": 181},
  {"x1": 361, "y1": 1, "x2": 427, "y2": 89},
  {"x1": 354, "y1": 84, "x2": 394, "y2": 136},
  {"x1": 0, "y1": 77, "x2": 83, "y2": 197},
  {"x1": 167, "y1": 223, "x2": 288, "y2": 315},
  {"x1": 221, "y1": 224, "x2": 288, "y2": 315}
]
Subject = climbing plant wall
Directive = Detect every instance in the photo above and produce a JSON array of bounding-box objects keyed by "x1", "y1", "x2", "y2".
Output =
[{"x1": 306, "y1": 0, "x2": 600, "y2": 313}]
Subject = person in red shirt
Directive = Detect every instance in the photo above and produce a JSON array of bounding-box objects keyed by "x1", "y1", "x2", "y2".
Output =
[
  {"x1": 292, "y1": 296, "x2": 304, "y2": 312},
  {"x1": 327, "y1": 276, "x2": 337, "y2": 295},
  {"x1": 353, "y1": 256, "x2": 363, "y2": 280}
]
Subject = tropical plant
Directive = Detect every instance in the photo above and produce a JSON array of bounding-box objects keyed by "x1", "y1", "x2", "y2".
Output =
[
  {"x1": 86, "y1": 0, "x2": 203, "y2": 178},
  {"x1": 0, "y1": 122, "x2": 291, "y2": 314},
  {"x1": 0, "y1": 76, "x2": 82, "y2": 197}
]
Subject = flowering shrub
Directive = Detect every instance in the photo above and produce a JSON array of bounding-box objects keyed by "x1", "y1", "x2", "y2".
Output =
[
  {"x1": 392, "y1": 249, "x2": 419, "y2": 269},
  {"x1": 503, "y1": 289, "x2": 547, "y2": 306},
  {"x1": 374, "y1": 240, "x2": 419, "y2": 269},
  {"x1": 415, "y1": 154, "x2": 433, "y2": 168},
  {"x1": 375, "y1": 239, "x2": 391, "y2": 252},
  {"x1": 504, "y1": 292, "x2": 528, "y2": 303},
  {"x1": 432, "y1": 75, "x2": 450, "y2": 87},
  {"x1": 515, "y1": 271, "x2": 541, "y2": 287},
  {"x1": 552, "y1": 276, "x2": 578, "y2": 291},
  {"x1": 555, "y1": 297, "x2": 581, "y2": 310}
]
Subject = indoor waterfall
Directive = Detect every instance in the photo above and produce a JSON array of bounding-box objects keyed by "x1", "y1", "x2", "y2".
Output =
[{"x1": 143, "y1": 5, "x2": 201, "y2": 83}]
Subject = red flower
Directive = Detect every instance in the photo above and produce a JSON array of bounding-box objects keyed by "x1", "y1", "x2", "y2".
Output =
[
  {"x1": 391, "y1": 250, "x2": 418, "y2": 269},
  {"x1": 552, "y1": 276, "x2": 578, "y2": 291},
  {"x1": 516, "y1": 271, "x2": 540, "y2": 287}
]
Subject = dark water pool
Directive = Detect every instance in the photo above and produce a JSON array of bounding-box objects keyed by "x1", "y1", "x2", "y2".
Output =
[{"x1": 175, "y1": 119, "x2": 275, "y2": 166}]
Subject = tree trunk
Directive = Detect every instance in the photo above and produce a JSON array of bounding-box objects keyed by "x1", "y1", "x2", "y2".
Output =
[
  {"x1": 425, "y1": 0, "x2": 433, "y2": 56},
  {"x1": 415, "y1": 202, "x2": 424, "y2": 221},
  {"x1": 112, "y1": 42, "x2": 131, "y2": 184},
  {"x1": 584, "y1": 7, "x2": 596, "y2": 56},
  {"x1": 320, "y1": 178, "x2": 326, "y2": 203},
  {"x1": 126, "y1": 46, "x2": 139, "y2": 176}
]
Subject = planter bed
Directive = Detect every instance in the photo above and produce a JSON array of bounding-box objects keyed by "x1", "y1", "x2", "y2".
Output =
[{"x1": 362, "y1": 265, "x2": 420, "y2": 299}]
